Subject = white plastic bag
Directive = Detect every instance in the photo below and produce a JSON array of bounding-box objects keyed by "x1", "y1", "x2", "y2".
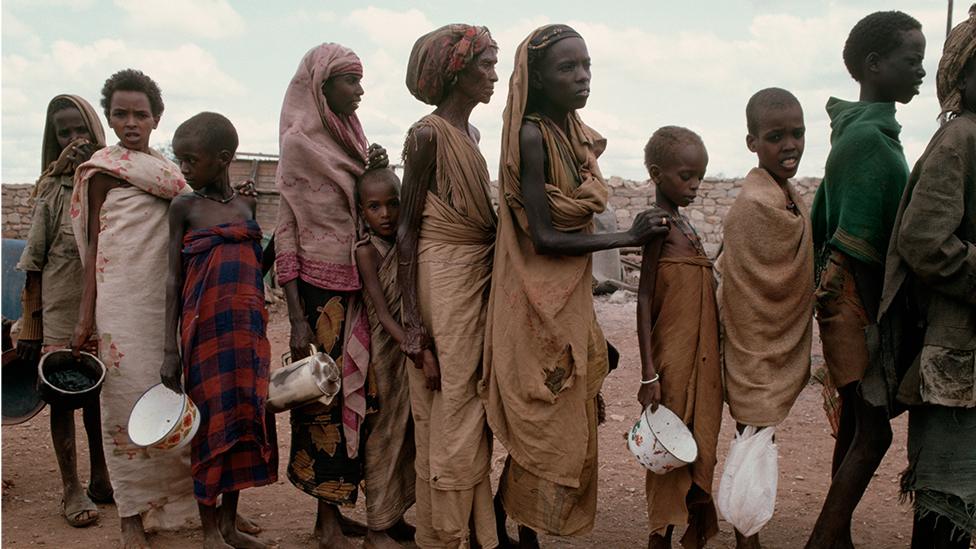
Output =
[{"x1": 716, "y1": 425, "x2": 778, "y2": 537}]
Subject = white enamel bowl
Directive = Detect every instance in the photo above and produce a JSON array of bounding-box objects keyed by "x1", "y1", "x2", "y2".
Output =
[
  {"x1": 128, "y1": 383, "x2": 200, "y2": 450},
  {"x1": 627, "y1": 404, "x2": 698, "y2": 474}
]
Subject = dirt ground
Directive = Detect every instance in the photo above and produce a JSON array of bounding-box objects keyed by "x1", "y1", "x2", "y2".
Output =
[{"x1": 2, "y1": 294, "x2": 917, "y2": 548}]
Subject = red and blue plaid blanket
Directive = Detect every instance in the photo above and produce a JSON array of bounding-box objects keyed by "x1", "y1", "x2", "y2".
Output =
[{"x1": 181, "y1": 219, "x2": 277, "y2": 504}]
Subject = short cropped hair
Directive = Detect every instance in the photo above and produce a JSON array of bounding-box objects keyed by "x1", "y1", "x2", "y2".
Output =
[
  {"x1": 100, "y1": 69, "x2": 164, "y2": 119},
  {"x1": 173, "y1": 112, "x2": 239, "y2": 155},
  {"x1": 746, "y1": 87, "x2": 801, "y2": 135},
  {"x1": 843, "y1": 11, "x2": 922, "y2": 81},
  {"x1": 355, "y1": 166, "x2": 400, "y2": 205},
  {"x1": 644, "y1": 126, "x2": 705, "y2": 172}
]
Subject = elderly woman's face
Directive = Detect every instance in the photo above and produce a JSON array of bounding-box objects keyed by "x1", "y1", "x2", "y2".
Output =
[
  {"x1": 454, "y1": 48, "x2": 498, "y2": 105},
  {"x1": 323, "y1": 73, "x2": 364, "y2": 115}
]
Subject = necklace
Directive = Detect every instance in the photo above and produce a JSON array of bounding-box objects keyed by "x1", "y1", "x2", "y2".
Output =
[
  {"x1": 193, "y1": 190, "x2": 237, "y2": 204},
  {"x1": 670, "y1": 212, "x2": 707, "y2": 256}
]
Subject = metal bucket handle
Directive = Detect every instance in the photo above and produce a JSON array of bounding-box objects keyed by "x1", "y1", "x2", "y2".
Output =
[{"x1": 281, "y1": 343, "x2": 319, "y2": 366}]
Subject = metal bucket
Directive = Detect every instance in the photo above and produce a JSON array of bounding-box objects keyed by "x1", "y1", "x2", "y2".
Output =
[
  {"x1": 37, "y1": 349, "x2": 106, "y2": 410},
  {"x1": 266, "y1": 344, "x2": 341, "y2": 413}
]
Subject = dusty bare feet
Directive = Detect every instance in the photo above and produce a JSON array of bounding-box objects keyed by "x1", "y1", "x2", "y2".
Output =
[
  {"x1": 235, "y1": 513, "x2": 261, "y2": 535},
  {"x1": 318, "y1": 527, "x2": 357, "y2": 549},
  {"x1": 202, "y1": 530, "x2": 234, "y2": 549},
  {"x1": 364, "y1": 529, "x2": 403, "y2": 549},
  {"x1": 120, "y1": 515, "x2": 151, "y2": 549},
  {"x1": 220, "y1": 520, "x2": 275, "y2": 549}
]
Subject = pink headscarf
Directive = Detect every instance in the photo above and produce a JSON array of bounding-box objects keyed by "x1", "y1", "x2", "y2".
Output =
[{"x1": 274, "y1": 43, "x2": 371, "y2": 458}]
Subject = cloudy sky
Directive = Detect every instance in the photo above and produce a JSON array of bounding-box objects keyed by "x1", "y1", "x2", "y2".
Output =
[{"x1": 1, "y1": 0, "x2": 960, "y2": 184}]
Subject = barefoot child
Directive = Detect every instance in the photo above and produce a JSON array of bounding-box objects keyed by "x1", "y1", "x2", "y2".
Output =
[
  {"x1": 353, "y1": 167, "x2": 424, "y2": 548},
  {"x1": 638, "y1": 127, "x2": 723, "y2": 549},
  {"x1": 806, "y1": 11, "x2": 926, "y2": 548},
  {"x1": 879, "y1": 7, "x2": 976, "y2": 546},
  {"x1": 716, "y1": 88, "x2": 813, "y2": 548},
  {"x1": 160, "y1": 112, "x2": 277, "y2": 549},
  {"x1": 16, "y1": 94, "x2": 113, "y2": 528}
]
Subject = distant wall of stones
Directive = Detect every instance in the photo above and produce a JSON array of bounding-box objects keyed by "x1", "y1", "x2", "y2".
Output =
[
  {"x1": 4, "y1": 176, "x2": 823, "y2": 248},
  {"x1": 2, "y1": 184, "x2": 35, "y2": 240}
]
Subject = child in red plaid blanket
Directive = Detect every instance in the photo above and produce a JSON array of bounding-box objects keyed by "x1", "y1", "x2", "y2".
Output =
[{"x1": 161, "y1": 112, "x2": 277, "y2": 549}]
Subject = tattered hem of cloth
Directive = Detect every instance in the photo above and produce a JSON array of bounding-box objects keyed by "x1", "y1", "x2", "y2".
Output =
[{"x1": 901, "y1": 475, "x2": 976, "y2": 540}]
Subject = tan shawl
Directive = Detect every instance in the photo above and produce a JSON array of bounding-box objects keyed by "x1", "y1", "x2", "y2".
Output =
[
  {"x1": 70, "y1": 146, "x2": 196, "y2": 528},
  {"x1": 483, "y1": 27, "x2": 610, "y2": 489},
  {"x1": 717, "y1": 167, "x2": 813, "y2": 426},
  {"x1": 645, "y1": 256, "x2": 722, "y2": 548},
  {"x1": 361, "y1": 236, "x2": 416, "y2": 529},
  {"x1": 406, "y1": 113, "x2": 497, "y2": 489}
]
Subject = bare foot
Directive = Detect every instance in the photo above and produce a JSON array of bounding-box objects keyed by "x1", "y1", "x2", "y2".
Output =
[
  {"x1": 365, "y1": 529, "x2": 403, "y2": 549},
  {"x1": 318, "y1": 527, "x2": 357, "y2": 549},
  {"x1": 337, "y1": 513, "x2": 367, "y2": 537},
  {"x1": 202, "y1": 531, "x2": 234, "y2": 549},
  {"x1": 235, "y1": 513, "x2": 261, "y2": 535},
  {"x1": 120, "y1": 515, "x2": 151, "y2": 549}
]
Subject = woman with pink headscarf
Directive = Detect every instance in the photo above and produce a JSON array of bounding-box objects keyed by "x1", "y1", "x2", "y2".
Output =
[{"x1": 275, "y1": 43, "x2": 392, "y2": 549}]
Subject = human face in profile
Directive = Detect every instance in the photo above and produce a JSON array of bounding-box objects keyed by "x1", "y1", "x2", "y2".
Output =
[
  {"x1": 455, "y1": 48, "x2": 499, "y2": 105},
  {"x1": 873, "y1": 28, "x2": 926, "y2": 104},
  {"x1": 323, "y1": 73, "x2": 364, "y2": 115},
  {"x1": 172, "y1": 135, "x2": 228, "y2": 191}
]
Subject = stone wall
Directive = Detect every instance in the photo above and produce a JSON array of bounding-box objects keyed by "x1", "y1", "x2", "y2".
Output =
[
  {"x1": 3, "y1": 175, "x2": 823, "y2": 247},
  {"x1": 2, "y1": 184, "x2": 35, "y2": 240}
]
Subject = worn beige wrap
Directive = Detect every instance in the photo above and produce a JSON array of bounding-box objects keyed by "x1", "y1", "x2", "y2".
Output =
[
  {"x1": 406, "y1": 114, "x2": 498, "y2": 548},
  {"x1": 482, "y1": 27, "x2": 609, "y2": 536},
  {"x1": 70, "y1": 146, "x2": 196, "y2": 528},
  {"x1": 717, "y1": 167, "x2": 814, "y2": 426},
  {"x1": 361, "y1": 236, "x2": 416, "y2": 529}
]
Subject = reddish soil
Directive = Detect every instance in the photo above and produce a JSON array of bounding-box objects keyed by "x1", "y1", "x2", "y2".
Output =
[{"x1": 2, "y1": 295, "x2": 915, "y2": 548}]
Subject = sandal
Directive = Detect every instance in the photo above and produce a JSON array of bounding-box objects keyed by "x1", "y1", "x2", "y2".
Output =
[
  {"x1": 62, "y1": 496, "x2": 98, "y2": 528},
  {"x1": 86, "y1": 484, "x2": 114, "y2": 505}
]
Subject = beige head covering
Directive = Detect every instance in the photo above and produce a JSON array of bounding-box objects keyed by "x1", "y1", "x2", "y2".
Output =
[
  {"x1": 35, "y1": 95, "x2": 106, "y2": 197},
  {"x1": 938, "y1": 4, "x2": 976, "y2": 122}
]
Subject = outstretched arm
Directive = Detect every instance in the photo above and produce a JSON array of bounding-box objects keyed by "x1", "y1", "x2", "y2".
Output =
[
  {"x1": 636, "y1": 237, "x2": 665, "y2": 411},
  {"x1": 397, "y1": 126, "x2": 437, "y2": 359},
  {"x1": 518, "y1": 121, "x2": 669, "y2": 256},
  {"x1": 160, "y1": 197, "x2": 190, "y2": 393},
  {"x1": 71, "y1": 173, "x2": 122, "y2": 355}
]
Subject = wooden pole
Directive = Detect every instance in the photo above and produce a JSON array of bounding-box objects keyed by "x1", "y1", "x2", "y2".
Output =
[{"x1": 948, "y1": 0, "x2": 954, "y2": 38}]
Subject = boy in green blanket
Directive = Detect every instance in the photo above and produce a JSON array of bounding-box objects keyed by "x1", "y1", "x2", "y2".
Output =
[{"x1": 806, "y1": 10, "x2": 926, "y2": 549}]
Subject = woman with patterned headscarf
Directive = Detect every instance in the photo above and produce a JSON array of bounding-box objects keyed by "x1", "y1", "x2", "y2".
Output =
[
  {"x1": 877, "y1": 6, "x2": 976, "y2": 546},
  {"x1": 482, "y1": 25, "x2": 667, "y2": 547},
  {"x1": 274, "y1": 42, "x2": 389, "y2": 549},
  {"x1": 398, "y1": 23, "x2": 500, "y2": 549}
]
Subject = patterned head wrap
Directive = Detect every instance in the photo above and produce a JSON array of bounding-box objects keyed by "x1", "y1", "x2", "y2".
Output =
[
  {"x1": 526, "y1": 24, "x2": 583, "y2": 71},
  {"x1": 406, "y1": 24, "x2": 496, "y2": 105},
  {"x1": 938, "y1": 4, "x2": 976, "y2": 122}
]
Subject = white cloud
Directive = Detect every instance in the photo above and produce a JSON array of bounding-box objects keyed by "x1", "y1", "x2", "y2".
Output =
[
  {"x1": 345, "y1": 7, "x2": 435, "y2": 48},
  {"x1": 113, "y1": 0, "x2": 246, "y2": 38},
  {"x1": 2, "y1": 39, "x2": 246, "y2": 181}
]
